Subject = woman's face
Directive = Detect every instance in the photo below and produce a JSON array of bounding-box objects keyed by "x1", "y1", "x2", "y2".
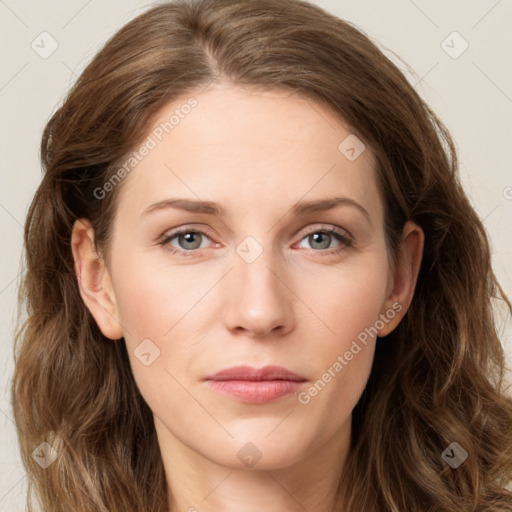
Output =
[{"x1": 74, "y1": 84, "x2": 420, "y2": 472}]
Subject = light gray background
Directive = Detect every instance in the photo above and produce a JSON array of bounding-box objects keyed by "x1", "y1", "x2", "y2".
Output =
[{"x1": 1, "y1": 1, "x2": 511, "y2": 509}]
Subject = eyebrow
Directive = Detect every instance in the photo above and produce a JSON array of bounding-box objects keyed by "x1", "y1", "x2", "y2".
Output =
[{"x1": 141, "y1": 196, "x2": 372, "y2": 224}]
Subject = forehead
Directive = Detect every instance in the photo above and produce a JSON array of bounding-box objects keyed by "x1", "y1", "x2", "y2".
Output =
[{"x1": 116, "y1": 84, "x2": 383, "y2": 223}]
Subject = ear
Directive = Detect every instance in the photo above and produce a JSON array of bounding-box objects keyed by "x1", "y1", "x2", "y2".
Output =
[
  {"x1": 378, "y1": 220, "x2": 424, "y2": 336},
  {"x1": 70, "y1": 219, "x2": 124, "y2": 340}
]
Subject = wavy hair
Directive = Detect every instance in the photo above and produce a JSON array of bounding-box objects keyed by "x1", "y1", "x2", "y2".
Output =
[{"x1": 11, "y1": 0, "x2": 512, "y2": 510}]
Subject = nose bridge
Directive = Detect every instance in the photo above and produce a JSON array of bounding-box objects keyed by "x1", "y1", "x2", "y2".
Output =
[
  {"x1": 223, "y1": 233, "x2": 294, "y2": 336},
  {"x1": 235, "y1": 237, "x2": 279, "y2": 294}
]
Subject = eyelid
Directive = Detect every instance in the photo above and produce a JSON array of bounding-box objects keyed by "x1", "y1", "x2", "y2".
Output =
[
  {"x1": 159, "y1": 224, "x2": 214, "y2": 242},
  {"x1": 298, "y1": 223, "x2": 353, "y2": 243}
]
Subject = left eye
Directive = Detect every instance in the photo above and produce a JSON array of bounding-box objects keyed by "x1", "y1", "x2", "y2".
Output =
[{"x1": 297, "y1": 229, "x2": 349, "y2": 251}]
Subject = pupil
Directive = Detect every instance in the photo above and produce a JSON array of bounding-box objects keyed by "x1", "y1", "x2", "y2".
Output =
[
  {"x1": 311, "y1": 232, "x2": 329, "y2": 249},
  {"x1": 181, "y1": 232, "x2": 200, "y2": 249}
]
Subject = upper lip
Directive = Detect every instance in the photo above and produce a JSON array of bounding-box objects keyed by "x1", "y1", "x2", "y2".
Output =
[{"x1": 204, "y1": 365, "x2": 306, "y2": 382}]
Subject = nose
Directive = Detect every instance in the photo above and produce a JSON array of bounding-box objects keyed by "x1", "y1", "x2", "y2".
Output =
[{"x1": 222, "y1": 243, "x2": 296, "y2": 338}]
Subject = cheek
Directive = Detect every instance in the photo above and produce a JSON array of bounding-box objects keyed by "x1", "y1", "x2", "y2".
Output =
[
  {"x1": 293, "y1": 253, "x2": 389, "y2": 416},
  {"x1": 112, "y1": 257, "x2": 208, "y2": 341},
  {"x1": 110, "y1": 261, "x2": 204, "y2": 414},
  {"x1": 300, "y1": 251, "x2": 390, "y2": 344},
  {"x1": 109, "y1": 253, "x2": 232, "y2": 399}
]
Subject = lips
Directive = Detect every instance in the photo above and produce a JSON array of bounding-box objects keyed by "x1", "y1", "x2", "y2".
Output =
[
  {"x1": 205, "y1": 365, "x2": 306, "y2": 382},
  {"x1": 204, "y1": 365, "x2": 307, "y2": 404}
]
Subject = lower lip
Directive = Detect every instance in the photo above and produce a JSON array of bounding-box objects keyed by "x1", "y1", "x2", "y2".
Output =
[{"x1": 206, "y1": 380, "x2": 304, "y2": 404}]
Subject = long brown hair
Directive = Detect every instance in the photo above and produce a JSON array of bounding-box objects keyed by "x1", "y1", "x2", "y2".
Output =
[{"x1": 12, "y1": 0, "x2": 512, "y2": 510}]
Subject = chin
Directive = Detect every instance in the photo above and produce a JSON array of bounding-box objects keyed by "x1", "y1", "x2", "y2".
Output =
[{"x1": 205, "y1": 433, "x2": 315, "y2": 472}]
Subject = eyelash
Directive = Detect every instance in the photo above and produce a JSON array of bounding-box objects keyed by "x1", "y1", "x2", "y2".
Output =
[{"x1": 159, "y1": 225, "x2": 354, "y2": 257}]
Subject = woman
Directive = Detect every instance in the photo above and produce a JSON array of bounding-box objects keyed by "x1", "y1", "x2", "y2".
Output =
[{"x1": 12, "y1": 0, "x2": 512, "y2": 510}]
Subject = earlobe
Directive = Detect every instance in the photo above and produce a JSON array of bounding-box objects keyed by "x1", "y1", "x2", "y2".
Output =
[
  {"x1": 378, "y1": 221, "x2": 424, "y2": 337},
  {"x1": 71, "y1": 219, "x2": 124, "y2": 340}
]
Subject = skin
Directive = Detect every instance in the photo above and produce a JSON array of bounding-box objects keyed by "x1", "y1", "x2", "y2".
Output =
[{"x1": 71, "y1": 83, "x2": 424, "y2": 512}]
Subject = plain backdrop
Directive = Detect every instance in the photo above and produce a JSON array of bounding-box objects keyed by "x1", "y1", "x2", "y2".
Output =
[{"x1": 1, "y1": 0, "x2": 511, "y2": 509}]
